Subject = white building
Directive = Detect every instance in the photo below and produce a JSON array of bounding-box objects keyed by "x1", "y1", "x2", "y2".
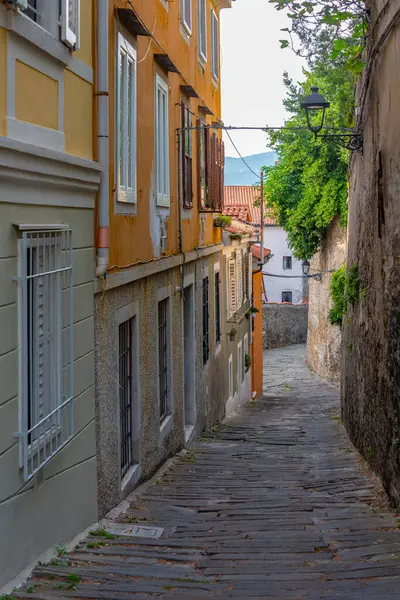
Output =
[{"x1": 262, "y1": 223, "x2": 305, "y2": 304}]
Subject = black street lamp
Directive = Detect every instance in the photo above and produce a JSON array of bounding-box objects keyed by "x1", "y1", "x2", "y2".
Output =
[
  {"x1": 301, "y1": 86, "x2": 363, "y2": 152},
  {"x1": 300, "y1": 87, "x2": 330, "y2": 135},
  {"x1": 302, "y1": 260, "x2": 310, "y2": 276}
]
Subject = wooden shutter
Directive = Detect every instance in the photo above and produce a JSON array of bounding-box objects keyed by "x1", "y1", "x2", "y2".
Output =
[
  {"x1": 220, "y1": 140, "x2": 225, "y2": 209},
  {"x1": 205, "y1": 127, "x2": 211, "y2": 209},
  {"x1": 228, "y1": 257, "x2": 237, "y2": 316}
]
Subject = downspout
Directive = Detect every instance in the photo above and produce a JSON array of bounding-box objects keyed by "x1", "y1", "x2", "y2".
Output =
[{"x1": 96, "y1": 0, "x2": 109, "y2": 278}]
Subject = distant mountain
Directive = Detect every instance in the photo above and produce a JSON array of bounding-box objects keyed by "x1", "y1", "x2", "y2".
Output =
[{"x1": 224, "y1": 152, "x2": 277, "y2": 186}]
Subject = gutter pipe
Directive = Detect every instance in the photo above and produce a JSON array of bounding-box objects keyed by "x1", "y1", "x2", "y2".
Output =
[{"x1": 96, "y1": 0, "x2": 109, "y2": 278}]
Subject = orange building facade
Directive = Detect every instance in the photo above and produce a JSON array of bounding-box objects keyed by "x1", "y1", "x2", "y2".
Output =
[{"x1": 95, "y1": 0, "x2": 234, "y2": 516}]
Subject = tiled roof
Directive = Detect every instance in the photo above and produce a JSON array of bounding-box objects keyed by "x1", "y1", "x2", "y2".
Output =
[
  {"x1": 251, "y1": 246, "x2": 271, "y2": 261},
  {"x1": 222, "y1": 205, "x2": 249, "y2": 221},
  {"x1": 224, "y1": 186, "x2": 277, "y2": 226}
]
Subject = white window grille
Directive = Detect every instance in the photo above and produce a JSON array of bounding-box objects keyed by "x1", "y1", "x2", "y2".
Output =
[
  {"x1": 211, "y1": 7, "x2": 219, "y2": 81},
  {"x1": 119, "y1": 318, "x2": 134, "y2": 479},
  {"x1": 244, "y1": 333, "x2": 249, "y2": 357},
  {"x1": 117, "y1": 34, "x2": 137, "y2": 203},
  {"x1": 155, "y1": 74, "x2": 170, "y2": 207},
  {"x1": 228, "y1": 354, "x2": 233, "y2": 400},
  {"x1": 198, "y1": 0, "x2": 207, "y2": 62},
  {"x1": 17, "y1": 229, "x2": 74, "y2": 482},
  {"x1": 181, "y1": 0, "x2": 192, "y2": 34},
  {"x1": 237, "y1": 250, "x2": 243, "y2": 308},
  {"x1": 228, "y1": 256, "x2": 237, "y2": 317},
  {"x1": 248, "y1": 251, "x2": 253, "y2": 299},
  {"x1": 61, "y1": 0, "x2": 80, "y2": 50},
  {"x1": 237, "y1": 340, "x2": 244, "y2": 385}
]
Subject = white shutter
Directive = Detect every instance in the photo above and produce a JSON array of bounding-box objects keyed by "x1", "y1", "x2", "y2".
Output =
[
  {"x1": 61, "y1": 0, "x2": 80, "y2": 50},
  {"x1": 248, "y1": 251, "x2": 252, "y2": 299},
  {"x1": 155, "y1": 75, "x2": 170, "y2": 207},
  {"x1": 237, "y1": 251, "x2": 243, "y2": 308},
  {"x1": 211, "y1": 9, "x2": 219, "y2": 80},
  {"x1": 228, "y1": 257, "x2": 236, "y2": 316}
]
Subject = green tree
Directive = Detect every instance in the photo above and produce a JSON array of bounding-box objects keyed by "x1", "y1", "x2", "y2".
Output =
[{"x1": 263, "y1": 63, "x2": 354, "y2": 259}]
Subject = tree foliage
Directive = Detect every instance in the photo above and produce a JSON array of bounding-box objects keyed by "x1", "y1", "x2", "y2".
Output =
[
  {"x1": 263, "y1": 63, "x2": 354, "y2": 259},
  {"x1": 328, "y1": 263, "x2": 360, "y2": 326},
  {"x1": 270, "y1": 0, "x2": 369, "y2": 73}
]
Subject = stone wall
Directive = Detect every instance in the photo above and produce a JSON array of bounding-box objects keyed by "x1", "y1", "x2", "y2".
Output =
[
  {"x1": 342, "y1": 0, "x2": 400, "y2": 507},
  {"x1": 263, "y1": 304, "x2": 308, "y2": 349},
  {"x1": 307, "y1": 217, "x2": 347, "y2": 385}
]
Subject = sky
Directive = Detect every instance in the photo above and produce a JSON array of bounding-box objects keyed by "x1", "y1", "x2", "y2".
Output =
[{"x1": 220, "y1": 0, "x2": 305, "y2": 157}]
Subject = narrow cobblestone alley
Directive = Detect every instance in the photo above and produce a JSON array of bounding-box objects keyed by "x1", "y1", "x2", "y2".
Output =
[{"x1": 14, "y1": 346, "x2": 400, "y2": 599}]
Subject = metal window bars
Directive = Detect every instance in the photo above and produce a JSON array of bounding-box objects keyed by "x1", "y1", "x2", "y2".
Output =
[
  {"x1": 158, "y1": 298, "x2": 169, "y2": 422},
  {"x1": 202, "y1": 276, "x2": 209, "y2": 364},
  {"x1": 16, "y1": 229, "x2": 74, "y2": 482},
  {"x1": 215, "y1": 272, "x2": 221, "y2": 344},
  {"x1": 119, "y1": 318, "x2": 133, "y2": 480},
  {"x1": 23, "y1": 0, "x2": 39, "y2": 23}
]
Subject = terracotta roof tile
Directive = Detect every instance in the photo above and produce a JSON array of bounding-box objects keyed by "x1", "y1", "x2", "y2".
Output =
[
  {"x1": 251, "y1": 246, "x2": 271, "y2": 260},
  {"x1": 224, "y1": 186, "x2": 277, "y2": 226}
]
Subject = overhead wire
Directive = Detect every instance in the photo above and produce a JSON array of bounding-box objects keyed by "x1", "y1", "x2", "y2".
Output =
[{"x1": 223, "y1": 128, "x2": 261, "y2": 180}]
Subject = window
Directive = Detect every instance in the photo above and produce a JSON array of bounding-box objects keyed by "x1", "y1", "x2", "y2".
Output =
[
  {"x1": 283, "y1": 256, "x2": 292, "y2": 270},
  {"x1": 181, "y1": 103, "x2": 193, "y2": 208},
  {"x1": 18, "y1": 229, "x2": 73, "y2": 482},
  {"x1": 211, "y1": 8, "x2": 219, "y2": 81},
  {"x1": 237, "y1": 340, "x2": 244, "y2": 385},
  {"x1": 228, "y1": 256, "x2": 237, "y2": 316},
  {"x1": 197, "y1": 121, "x2": 210, "y2": 209},
  {"x1": 158, "y1": 298, "x2": 169, "y2": 422},
  {"x1": 215, "y1": 271, "x2": 221, "y2": 344},
  {"x1": 237, "y1": 251, "x2": 243, "y2": 308},
  {"x1": 22, "y1": 0, "x2": 79, "y2": 49},
  {"x1": 198, "y1": 0, "x2": 207, "y2": 62},
  {"x1": 228, "y1": 354, "x2": 233, "y2": 400},
  {"x1": 155, "y1": 75, "x2": 170, "y2": 207},
  {"x1": 119, "y1": 318, "x2": 134, "y2": 479},
  {"x1": 181, "y1": 0, "x2": 192, "y2": 34},
  {"x1": 282, "y1": 291, "x2": 293, "y2": 303},
  {"x1": 202, "y1": 276, "x2": 209, "y2": 364},
  {"x1": 117, "y1": 34, "x2": 137, "y2": 203}
]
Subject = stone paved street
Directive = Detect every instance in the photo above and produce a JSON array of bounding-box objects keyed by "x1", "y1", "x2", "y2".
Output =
[{"x1": 14, "y1": 346, "x2": 400, "y2": 599}]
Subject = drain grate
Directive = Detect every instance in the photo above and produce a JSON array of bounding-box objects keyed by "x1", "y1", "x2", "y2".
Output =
[{"x1": 102, "y1": 521, "x2": 164, "y2": 539}]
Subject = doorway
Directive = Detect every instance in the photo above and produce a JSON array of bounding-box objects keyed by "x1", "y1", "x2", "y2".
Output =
[{"x1": 183, "y1": 283, "x2": 196, "y2": 440}]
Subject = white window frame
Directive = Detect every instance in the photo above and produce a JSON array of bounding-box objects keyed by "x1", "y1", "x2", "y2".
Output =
[
  {"x1": 228, "y1": 354, "x2": 233, "y2": 401},
  {"x1": 227, "y1": 255, "x2": 237, "y2": 317},
  {"x1": 181, "y1": 0, "x2": 192, "y2": 35},
  {"x1": 157, "y1": 285, "x2": 173, "y2": 440},
  {"x1": 16, "y1": 226, "x2": 73, "y2": 482},
  {"x1": 116, "y1": 301, "x2": 141, "y2": 491},
  {"x1": 117, "y1": 33, "x2": 137, "y2": 204},
  {"x1": 237, "y1": 339, "x2": 243, "y2": 387},
  {"x1": 155, "y1": 74, "x2": 170, "y2": 208},
  {"x1": 283, "y1": 255, "x2": 293, "y2": 270},
  {"x1": 211, "y1": 7, "x2": 219, "y2": 82},
  {"x1": 61, "y1": 0, "x2": 80, "y2": 50},
  {"x1": 198, "y1": 0, "x2": 207, "y2": 63}
]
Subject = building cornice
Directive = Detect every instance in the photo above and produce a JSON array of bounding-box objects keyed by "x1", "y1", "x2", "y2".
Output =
[{"x1": 0, "y1": 137, "x2": 101, "y2": 207}]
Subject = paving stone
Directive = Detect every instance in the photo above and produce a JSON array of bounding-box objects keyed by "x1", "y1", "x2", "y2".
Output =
[{"x1": 19, "y1": 345, "x2": 400, "y2": 598}]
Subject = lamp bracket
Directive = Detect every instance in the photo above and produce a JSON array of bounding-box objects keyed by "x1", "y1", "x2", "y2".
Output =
[{"x1": 317, "y1": 132, "x2": 363, "y2": 153}]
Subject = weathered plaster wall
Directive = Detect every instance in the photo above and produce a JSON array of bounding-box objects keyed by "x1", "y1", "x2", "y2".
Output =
[
  {"x1": 95, "y1": 252, "x2": 225, "y2": 517},
  {"x1": 263, "y1": 304, "x2": 308, "y2": 349},
  {"x1": 342, "y1": 0, "x2": 400, "y2": 507},
  {"x1": 307, "y1": 217, "x2": 347, "y2": 385}
]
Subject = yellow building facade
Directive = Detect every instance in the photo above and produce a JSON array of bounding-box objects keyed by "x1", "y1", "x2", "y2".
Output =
[
  {"x1": 94, "y1": 0, "x2": 234, "y2": 517},
  {"x1": 0, "y1": 0, "x2": 100, "y2": 591}
]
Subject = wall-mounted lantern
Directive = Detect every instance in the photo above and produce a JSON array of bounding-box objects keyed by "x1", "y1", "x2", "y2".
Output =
[
  {"x1": 301, "y1": 86, "x2": 363, "y2": 152},
  {"x1": 302, "y1": 260, "x2": 310, "y2": 276}
]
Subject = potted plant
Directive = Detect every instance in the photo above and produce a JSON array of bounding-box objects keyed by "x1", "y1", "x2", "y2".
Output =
[
  {"x1": 213, "y1": 215, "x2": 232, "y2": 228},
  {"x1": 227, "y1": 327, "x2": 237, "y2": 342},
  {"x1": 245, "y1": 353, "x2": 251, "y2": 372}
]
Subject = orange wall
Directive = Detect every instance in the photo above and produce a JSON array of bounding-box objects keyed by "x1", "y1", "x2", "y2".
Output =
[
  {"x1": 251, "y1": 270, "x2": 263, "y2": 398},
  {"x1": 106, "y1": 0, "x2": 223, "y2": 271}
]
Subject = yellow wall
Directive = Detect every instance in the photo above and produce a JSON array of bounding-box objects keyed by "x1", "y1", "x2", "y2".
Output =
[
  {"x1": 0, "y1": 27, "x2": 6, "y2": 136},
  {"x1": 64, "y1": 70, "x2": 93, "y2": 160},
  {"x1": 15, "y1": 61, "x2": 58, "y2": 130},
  {"x1": 74, "y1": 0, "x2": 93, "y2": 67},
  {"x1": 108, "y1": 0, "x2": 224, "y2": 270}
]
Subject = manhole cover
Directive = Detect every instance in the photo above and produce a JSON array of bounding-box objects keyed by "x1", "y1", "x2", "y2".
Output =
[{"x1": 103, "y1": 522, "x2": 164, "y2": 539}]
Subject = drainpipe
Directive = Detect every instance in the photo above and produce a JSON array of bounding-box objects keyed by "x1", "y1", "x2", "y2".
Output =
[{"x1": 96, "y1": 0, "x2": 109, "y2": 278}]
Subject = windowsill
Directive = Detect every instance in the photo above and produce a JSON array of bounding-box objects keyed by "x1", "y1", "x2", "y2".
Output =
[
  {"x1": 121, "y1": 463, "x2": 142, "y2": 493},
  {"x1": 198, "y1": 53, "x2": 207, "y2": 69},
  {"x1": 116, "y1": 196, "x2": 137, "y2": 215},
  {"x1": 160, "y1": 414, "x2": 173, "y2": 442},
  {"x1": 180, "y1": 22, "x2": 191, "y2": 46},
  {"x1": 215, "y1": 341, "x2": 221, "y2": 356},
  {"x1": 212, "y1": 75, "x2": 219, "y2": 90}
]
